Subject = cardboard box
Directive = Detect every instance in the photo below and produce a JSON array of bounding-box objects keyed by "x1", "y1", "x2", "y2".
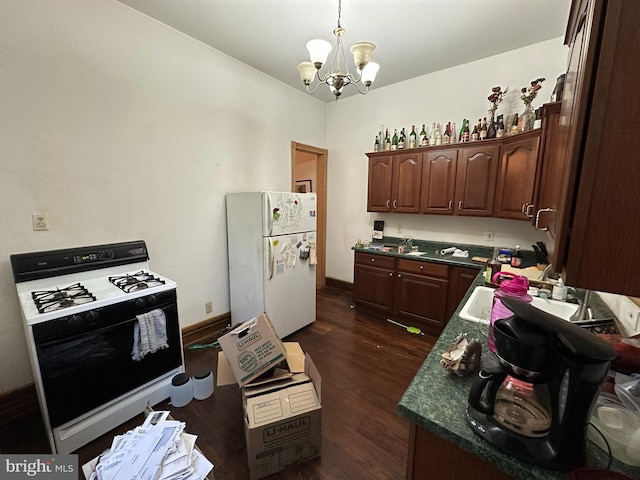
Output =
[
  {"x1": 216, "y1": 313, "x2": 287, "y2": 387},
  {"x1": 216, "y1": 333, "x2": 322, "y2": 480},
  {"x1": 243, "y1": 351, "x2": 322, "y2": 480}
]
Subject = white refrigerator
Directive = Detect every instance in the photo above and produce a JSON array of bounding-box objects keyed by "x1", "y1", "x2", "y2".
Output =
[{"x1": 226, "y1": 191, "x2": 317, "y2": 338}]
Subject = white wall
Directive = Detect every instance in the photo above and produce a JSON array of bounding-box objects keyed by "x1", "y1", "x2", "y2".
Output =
[
  {"x1": 0, "y1": 0, "x2": 326, "y2": 393},
  {"x1": 325, "y1": 38, "x2": 569, "y2": 283}
]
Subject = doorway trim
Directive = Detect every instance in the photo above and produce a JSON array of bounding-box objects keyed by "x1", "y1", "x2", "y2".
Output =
[{"x1": 291, "y1": 141, "x2": 327, "y2": 288}]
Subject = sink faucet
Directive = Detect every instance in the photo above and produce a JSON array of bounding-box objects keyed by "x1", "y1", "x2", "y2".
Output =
[
  {"x1": 569, "y1": 289, "x2": 593, "y2": 322},
  {"x1": 538, "y1": 264, "x2": 559, "y2": 281},
  {"x1": 401, "y1": 236, "x2": 414, "y2": 249}
]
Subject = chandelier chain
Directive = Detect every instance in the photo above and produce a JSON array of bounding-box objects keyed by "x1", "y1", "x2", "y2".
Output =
[{"x1": 337, "y1": 0, "x2": 342, "y2": 28}]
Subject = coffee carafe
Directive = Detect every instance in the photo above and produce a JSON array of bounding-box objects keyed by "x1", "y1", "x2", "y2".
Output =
[{"x1": 467, "y1": 297, "x2": 617, "y2": 470}]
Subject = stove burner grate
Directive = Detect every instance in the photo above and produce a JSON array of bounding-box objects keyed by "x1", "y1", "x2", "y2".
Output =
[
  {"x1": 109, "y1": 270, "x2": 165, "y2": 293},
  {"x1": 32, "y1": 283, "x2": 96, "y2": 313}
]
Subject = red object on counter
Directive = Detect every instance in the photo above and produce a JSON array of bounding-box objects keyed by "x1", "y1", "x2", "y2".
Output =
[{"x1": 596, "y1": 334, "x2": 640, "y2": 374}]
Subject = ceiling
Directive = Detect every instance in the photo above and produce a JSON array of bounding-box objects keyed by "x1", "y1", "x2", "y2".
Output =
[{"x1": 116, "y1": 0, "x2": 572, "y2": 103}]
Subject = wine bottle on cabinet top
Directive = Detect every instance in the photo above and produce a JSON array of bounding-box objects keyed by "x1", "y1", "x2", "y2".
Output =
[{"x1": 409, "y1": 125, "x2": 417, "y2": 148}]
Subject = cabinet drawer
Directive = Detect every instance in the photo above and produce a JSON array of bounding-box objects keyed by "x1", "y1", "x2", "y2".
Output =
[
  {"x1": 397, "y1": 259, "x2": 449, "y2": 278},
  {"x1": 355, "y1": 252, "x2": 395, "y2": 269}
]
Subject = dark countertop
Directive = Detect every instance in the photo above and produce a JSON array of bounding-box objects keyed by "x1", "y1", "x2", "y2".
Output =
[
  {"x1": 396, "y1": 271, "x2": 640, "y2": 480},
  {"x1": 352, "y1": 237, "x2": 495, "y2": 270}
]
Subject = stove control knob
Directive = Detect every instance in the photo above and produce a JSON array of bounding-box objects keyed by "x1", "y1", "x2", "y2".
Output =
[
  {"x1": 85, "y1": 310, "x2": 99, "y2": 322},
  {"x1": 135, "y1": 298, "x2": 147, "y2": 308},
  {"x1": 68, "y1": 314, "x2": 84, "y2": 326},
  {"x1": 147, "y1": 294, "x2": 158, "y2": 306}
]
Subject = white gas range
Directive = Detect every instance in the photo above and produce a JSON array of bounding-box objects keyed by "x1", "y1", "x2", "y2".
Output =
[{"x1": 10, "y1": 241, "x2": 184, "y2": 454}]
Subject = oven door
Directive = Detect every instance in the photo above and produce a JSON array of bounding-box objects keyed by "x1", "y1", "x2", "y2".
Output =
[{"x1": 31, "y1": 289, "x2": 182, "y2": 428}]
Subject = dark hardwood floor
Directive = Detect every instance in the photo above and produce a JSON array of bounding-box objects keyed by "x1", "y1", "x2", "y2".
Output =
[{"x1": 0, "y1": 286, "x2": 436, "y2": 479}]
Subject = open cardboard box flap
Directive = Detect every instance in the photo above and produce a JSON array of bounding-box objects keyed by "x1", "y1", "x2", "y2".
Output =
[
  {"x1": 217, "y1": 341, "x2": 316, "y2": 390},
  {"x1": 216, "y1": 313, "x2": 287, "y2": 387}
]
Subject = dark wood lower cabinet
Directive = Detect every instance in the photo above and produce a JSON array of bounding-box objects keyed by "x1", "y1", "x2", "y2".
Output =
[
  {"x1": 353, "y1": 252, "x2": 479, "y2": 334},
  {"x1": 395, "y1": 259, "x2": 449, "y2": 329},
  {"x1": 353, "y1": 253, "x2": 395, "y2": 313},
  {"x1": 407, "y1": 424, "x2": 513, "y2": 480},
  {"x1": 446, "y1": 266, "x2": 479, "y2": 319}
]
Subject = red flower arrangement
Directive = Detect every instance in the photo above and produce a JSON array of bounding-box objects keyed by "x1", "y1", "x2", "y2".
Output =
[
  {"x1": 488, "y1": 86, "x2": 508, "y2": 118},
  {"x1": 521, "y1": 78, "x2": 545, "y2": 107}
]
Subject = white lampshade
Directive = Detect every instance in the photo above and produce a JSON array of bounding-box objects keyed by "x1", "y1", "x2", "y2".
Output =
[
  {"x1": 361, "y1": 62, "x2": 380, "y2": 85},
  {"x1": 297, "y1": 61, "x2": 316, "y2": 84},
  {"x1": 306, "y1": 39, "x2": 332, "y2": 66},
  {"x1": 350, "y1": 42, "x2": 376, "y2": 69}
]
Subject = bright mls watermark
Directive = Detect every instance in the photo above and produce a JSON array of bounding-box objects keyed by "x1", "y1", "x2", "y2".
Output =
[{"x1": 0, "y1": 455, "x2": 77, "y2": 479}]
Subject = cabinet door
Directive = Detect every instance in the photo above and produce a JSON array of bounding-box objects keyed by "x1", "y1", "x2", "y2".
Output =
[
  {"x1": 367, "y1": 155, "x2": 393, "y2": 212},
  {"x1": 446, "y1": 267, "x2": 479, "y2": 320},
  {"x1": 420, "y1": 149, "x2": 458, "y2": 214},
  {"x1": 455, "y1": 145, "x2": 500, "y2": 216},
  {"x1": 353, "y1": 263, "x2": 395, "y2": 313},
  {"x1": 494, "y1": 134, "x2": 540, "y2": 220},
  {"x1": 559, "y1": 1, "x2": 640, "y2": 296},
  {"x1": 392, "y1": 153, "x2": 423, "y2": 213},
  {"x1": 531, "y1": 102, "x2": 563, "y2": 234},
  {"x1": 394, "y1": 271, "x2": 449, "y2": 328}
]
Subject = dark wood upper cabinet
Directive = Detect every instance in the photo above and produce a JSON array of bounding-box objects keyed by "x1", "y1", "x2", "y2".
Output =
[
  {"x1": 494, "y1": 132, "x2": 541, "y2": 220},
  {"x1": 420, "y1": 149, "x2": 458, "y2": 214},
  {"x1": 531, "y1": 102, "x2": 563, "y2": 235},
  {"x1": 418, "y1": 144, "x2": 499, "y2": 216},
  {"x1": 392, "y1": 153, "x2": 423, "y2": 213},
  {"x1": 553, "y1": 0, "x2": 640, "y2": 297},
  {"x1": 366, "y1": 153, "x2": 422, "y2": 213},
  {"x1": 455, "y1": 144, "x2": 500, "y2": 217},
  {"x1": 367, "y1": 155, "x2": 394, "y2": 212}
]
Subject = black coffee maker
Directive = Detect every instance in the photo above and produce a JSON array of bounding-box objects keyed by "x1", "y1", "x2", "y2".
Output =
[{"x1": 467, "y1": 297, "x2": 617, "y2": 470}]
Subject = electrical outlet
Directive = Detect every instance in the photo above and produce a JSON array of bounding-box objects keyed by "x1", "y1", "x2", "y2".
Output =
[
  {"x1": 205, "y1": 301, "x2": 213, "y2": 314},
  {"x1": 484, "y1": 231, "x2": 494, "y2": 242},
  {"x1": 619, "y1": 298, "x2": 640, "y2": 334},
  {"x1": 32, "y1": 213, "x2": 48, "y2": 231}
]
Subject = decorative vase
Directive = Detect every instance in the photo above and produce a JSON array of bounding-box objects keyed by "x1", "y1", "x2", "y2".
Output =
[
  {"x1": 486, "y1": 115, "x2": 496, "y2": 139},
  {"x1": 518, "y1": 104, "x2": 535, "y2": 132}
]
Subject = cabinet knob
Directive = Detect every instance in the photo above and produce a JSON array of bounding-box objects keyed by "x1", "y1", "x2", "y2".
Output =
[
  {"x1": 458, "y1": 200, "x2": 463, "y2": 210},
  {"x1": 420, "y1": 265, "x2": 424, "y2": 270},
  {"x1": 386, "y1": 200, "x2": 390, "y2": 208},
  {"x1": 393, "y1": 200, "x2": 397, "y2": 209},
  {"x1": 390, "y1": 272, "x2": 394, "y2": 276},
  {"x1": 397, "y1": 273, "x2": 401, "y2": 277},
  {"x1": 371, "y1": 258, "x2": 375, "y2": 262},
  {"x1": 448, "y1": 200, "x2": 453, "y2": 210}
]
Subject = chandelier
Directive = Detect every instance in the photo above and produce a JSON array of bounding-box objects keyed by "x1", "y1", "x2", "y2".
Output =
[{"x1": 296, "y1": 0, "x2": 380, "y2": 100}]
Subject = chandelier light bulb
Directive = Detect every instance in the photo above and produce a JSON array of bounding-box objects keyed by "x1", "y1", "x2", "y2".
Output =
[
  {"x1": 306, "y1": 39, "x2": 332, "y2": 68},
  {"x1": 361, "y1": 62, "x2": 380, "y2": 86}
]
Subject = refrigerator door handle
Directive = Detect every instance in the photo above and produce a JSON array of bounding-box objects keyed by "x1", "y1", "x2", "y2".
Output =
[
  {"x1": 266, "y1": 192, "x2": 273, "y2": 237},
  {"x1": 268, "y1": 239, "x2": 274, "y2": 280}
]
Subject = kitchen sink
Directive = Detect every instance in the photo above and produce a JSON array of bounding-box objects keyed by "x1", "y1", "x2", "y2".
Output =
[{"x1": 459, "y1": 286, "x2": 579, "y2": 323}]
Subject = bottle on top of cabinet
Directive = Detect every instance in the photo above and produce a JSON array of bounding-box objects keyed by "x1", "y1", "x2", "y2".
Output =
[
  {"x1": 385, "y1": 129, "x2": 391, "y2": 150},
  {"x1": 480, "y1": 117, "x2": 488, "y2": 140},
  {"x1": 374, "y1": 135, "x2": 380, "y2": 152},
  {"x1": 496, "y1": 115, "x2": 505, "y2": 138},
  {"x1": 391, "y1": 129, "x2": 399, "y2": 150},
  {"x1": 398, "y1": 128, "x2": 405, "y2": 149},
  {"x1": 420, "y1": 124, "x2": 428, "y2": 147},
  {"x1": 471, "y1": 121, "x2": 479, "y2": 141},
  {"x1": 409, "y1": 125, "x2": 417, "y2": 148}
]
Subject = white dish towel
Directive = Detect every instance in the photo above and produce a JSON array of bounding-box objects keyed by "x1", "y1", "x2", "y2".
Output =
[{"x1": 132, "y1": 308, "x2": 169, "y2": 361}]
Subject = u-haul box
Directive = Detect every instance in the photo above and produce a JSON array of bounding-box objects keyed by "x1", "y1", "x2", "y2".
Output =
[
  {"x1": 216, "y1": 313, "x2": 286, "y2": 387},
  {"x1": 242, "y1": 351, "x2": 321, "y2": 480}
]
